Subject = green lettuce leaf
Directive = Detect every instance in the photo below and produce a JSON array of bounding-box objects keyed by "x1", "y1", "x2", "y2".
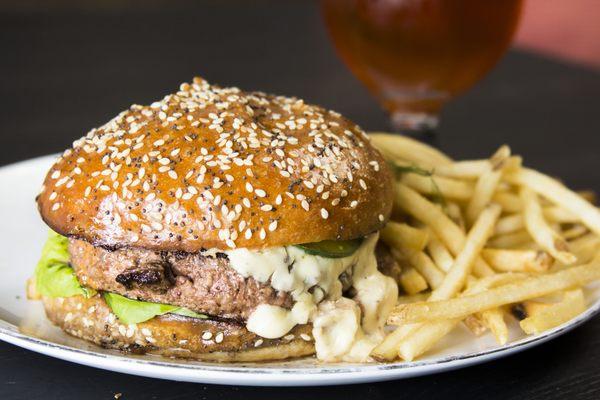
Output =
[
  {"x1": 170, "y1": 307, "x2": 208, "y2": 319},
  {"x1": 103, "y1": 292, "x2": 178, "y2": 324},
  {"x1": 35, "y1": 231, "x2": 208, "y2": 324},
  {"x1": 103, "y1": 293, "x2": 208, "y2": 324},
  {"x1": 35, "y1": 231, "x2": 95, "y2": 298}
]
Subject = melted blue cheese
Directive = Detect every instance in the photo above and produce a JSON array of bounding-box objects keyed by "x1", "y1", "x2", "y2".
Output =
[{"x1": 225, "y1": 233, "x2": 398, "y2": 362}]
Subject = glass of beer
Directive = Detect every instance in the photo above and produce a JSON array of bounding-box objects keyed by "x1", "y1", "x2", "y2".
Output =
[{"x1": 321, "y1": 0, "x2": 523, "y2": 135}]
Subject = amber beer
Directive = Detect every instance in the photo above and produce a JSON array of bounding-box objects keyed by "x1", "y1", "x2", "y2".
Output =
[{"x1": 321, "y1": 0, "x2": 522, "y2": 131}]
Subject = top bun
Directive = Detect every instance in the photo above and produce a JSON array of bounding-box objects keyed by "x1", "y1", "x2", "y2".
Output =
[{"x1": 37, "y1": 77, "x2": 393, "y2": 251}]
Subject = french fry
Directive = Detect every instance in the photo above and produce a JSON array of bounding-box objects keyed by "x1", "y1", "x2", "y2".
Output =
[
  {"x1": 403, "y1": 188, "x2": 508, "y2": 340},
  {"x1": 468, "y1": 272, "x2": 529, "y2": 343},
  {"x1": 521, "y1": 300, "x2": 552, "y2": 317},
  {"x1": 544, "y1": 206, "x2": 580, "y2": 224},
  {"x1": 480, "y1": 309, "x2": 508, "y2": 345},
  {"x1": 374, "y1": 204, "x2": 501, "y2": 360},
  {"x1": 434, "y1": 160, "x2": 489, "y2": 180},
  {"x1": 578, "y1": 190, "x2": 596, "y2": 205},
  {"x1": 568, "y1": 234, "x2": 600, "y2": 265},
  {"x1": 391, "y1": 205, "x2": 502, "y2": 358},
  {"x1": 492, "y1": 192, "x2": 522, "y2": 213},
  {"x1": 465, "y1": 272, "x2": 529, "y2": 291},
  {"x1": 494, "y1": 214, "x2": 524, "y2": 235},
  {"x1": 431, "y1": 204, "x2": 501, "y2": 300},
  {"x1": 371, "y1": 134, "x2": 600, "y2": 362},
  {"x1": 489, "y1": 230, "x2": 532, "y2": 249},
  {"x1": 561, "y1": 225, "x2": 588, "y2": 240},
  {"x1": 506, "y1": 168, "x2": 600, "y2": 236},
  {"x1": 371, "y1": 323, "x2": 420, "y2": 361},
  {"x1": 494, "y1": 207, "x2": 580, "y2": 236},
  {"x1": 399, "y1": 266, "x2": 428, "y2": 295},
  {"x1": 465, "y1": 146, "x2": 511, "y2": 226},
  {"x1": 420, "y1": 232, "x2": 494, "y2": 336},
  {"x1": 434, "y1": 156, "x2": 520, "y2": 181},
  {"x1": 370, "y1": 132, "x2": 452, "y2": 168},
  {"x1": 446, "y1": 202, "x2": 466, "y2": 231},
  {"x1": 393, "y1": 183, "x2": 495, "y2": 277},
  {"x1": 464, "y1": 272, "x2": 526, "y2": 345},
  {"x1": 400, "y1": 173, "x2": 473, "y2": 201},
  {"x1": 397, "y1": 319, "x2": 459, "y2": 361},
  {"x1": 397, "y1": 292, "x2": 429, "y2": 305},
  {"x1": 464, "y1": 315, "x2": 488, "y2": 336},
  {"x1": 520, "y1": 187, "x2": 577, "y2": 265},
  {"x1": 520, "y1": 289, "x2": 586, "y2": 334},
  {"x1": 426, "y1": 232, "x2": 455, "y2": 272},
  {"x1": 388, "y1": 258, "x2": 600, "y2": 324},
  {"x1": 381, "y1": 222, "x2": 430, "y2": 253},
  {"x1": 392, "y1": 248, "x2": 445, "y2": 289},
  {"x1": 482, "y1": 248, "x2": 553, "y2": 273}
]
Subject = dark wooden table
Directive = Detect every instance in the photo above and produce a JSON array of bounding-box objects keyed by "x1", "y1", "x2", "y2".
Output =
[{"x1": 2, "y1": 1, "x2": 600, "y2": 399}]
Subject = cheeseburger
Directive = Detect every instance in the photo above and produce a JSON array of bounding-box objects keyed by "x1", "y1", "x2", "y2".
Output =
[{"x1": 32, "y1": 77, "x2": 398, "y2": 362}]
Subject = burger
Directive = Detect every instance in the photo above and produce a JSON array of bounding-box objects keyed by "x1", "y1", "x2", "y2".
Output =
[{"x1": 31, "y1": 77, "x2": 398, "y2": 362}]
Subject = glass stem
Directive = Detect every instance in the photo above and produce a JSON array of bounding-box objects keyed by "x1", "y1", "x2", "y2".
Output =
[{"x1": 390, "y1": 111, "x2": 439, "y2": 143}]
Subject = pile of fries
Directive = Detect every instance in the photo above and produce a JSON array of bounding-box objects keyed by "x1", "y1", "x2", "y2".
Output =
[{"x1": 369, "y1": 132, "x2": 600, "y2": 362}]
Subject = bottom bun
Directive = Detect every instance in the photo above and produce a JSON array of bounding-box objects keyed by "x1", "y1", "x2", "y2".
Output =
[{"x1": 42, "y1": 295, "x2": 315, "y2": 362}]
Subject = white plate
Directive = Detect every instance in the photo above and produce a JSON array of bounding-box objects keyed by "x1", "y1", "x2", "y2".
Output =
[{"x1": 0, "y1": 155, "x2": 599, "y2": 387}]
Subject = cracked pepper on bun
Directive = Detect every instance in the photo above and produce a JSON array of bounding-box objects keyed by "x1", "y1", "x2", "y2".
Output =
[{"x1": 31, "y1": 77, "x2": 398, "y2": 362}]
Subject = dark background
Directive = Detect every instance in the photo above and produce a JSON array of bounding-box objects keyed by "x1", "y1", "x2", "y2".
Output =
[{"x1": 2, "y1": 1, "x2": 600, "y2": 399}]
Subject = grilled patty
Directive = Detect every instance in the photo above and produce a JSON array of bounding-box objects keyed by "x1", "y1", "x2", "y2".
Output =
[
  {"x1": 68, "y1": 239, "x2": 401, "y2": 322},
  {"x1": 69, "y1": 239, "x2": 293, "y2": 321}
]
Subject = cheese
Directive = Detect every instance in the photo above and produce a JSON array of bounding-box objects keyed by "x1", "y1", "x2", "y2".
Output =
[
  {"x1": 226, "y1": 233, "x2": 398, "y2": 362},
  {"x1": 312, "y1": 234, "x2": 398, "y2": 362}
]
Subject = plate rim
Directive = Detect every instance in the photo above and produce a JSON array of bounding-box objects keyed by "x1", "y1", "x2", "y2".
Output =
[{"x1": 1, "y1": 154, "x2": 599, "y2": 386}]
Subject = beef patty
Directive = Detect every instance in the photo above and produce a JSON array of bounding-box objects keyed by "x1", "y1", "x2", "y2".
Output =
[
  {"x1": 69, "y1": 239, "x2": 293, "y2": 321},
  {"x1": 68, "y1": 238, "x2": 401, "y2": 322}
]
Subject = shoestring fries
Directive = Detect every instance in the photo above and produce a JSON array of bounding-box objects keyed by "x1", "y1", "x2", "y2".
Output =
[
  {"x1": 368, "y1": 132, "x2": 600, "y2": 362},
  {"x1": 387, "y1": 255, "x2": 600, "y2": 325}
]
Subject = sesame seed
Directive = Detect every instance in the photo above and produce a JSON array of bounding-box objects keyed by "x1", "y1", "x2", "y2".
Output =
[
  {"x1": 126, "y1": 326, "x2": 135, "y2": 337},
  {"x1": 44, "y1": 77, "x2": 385, "y2": 252},
  {"x1": 301, "y1": 200, "x2": 310, "y2": 211},
  {"x1": 268, "y1": 220, "x2": 278, "y2": 231},
  {"x1": 215, "y1": 332, "x2": 224, "y2": 343}
]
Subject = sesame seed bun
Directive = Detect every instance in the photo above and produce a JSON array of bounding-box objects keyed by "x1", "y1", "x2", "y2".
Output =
[
  {"x1": 37, "y1": 77, "x2": 393, "y2": 251},
  {"x1": 42, "y1": 294, "x2": 315, "y2": 362}
]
